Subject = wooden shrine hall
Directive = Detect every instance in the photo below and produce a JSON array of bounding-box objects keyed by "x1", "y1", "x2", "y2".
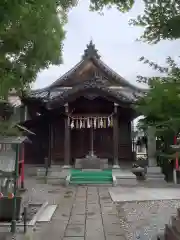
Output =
[{"x1": 21, "y1": 41, "x2": 143, "y2": 169}]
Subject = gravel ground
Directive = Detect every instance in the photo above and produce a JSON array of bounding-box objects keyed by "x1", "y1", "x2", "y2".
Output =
[{"x1": 117, "y1": 199, "x2": 180, "y2": 240}]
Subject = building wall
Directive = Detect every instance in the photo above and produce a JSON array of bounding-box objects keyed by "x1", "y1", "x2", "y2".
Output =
[
  {"x1": 24, "y1": 118, "x2": 49, "y2": 165},
  {"x1": 24, "y1": 97, "x2": 133, "y2": 165}
]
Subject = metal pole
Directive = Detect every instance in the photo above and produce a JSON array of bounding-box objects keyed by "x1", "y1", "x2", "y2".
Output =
[
  {"x1": 24, "y1": 206, "x2": 27, "y2": 233},
  {"x1": 11, "y1": 144, "x2": 19, "y2": 233}
]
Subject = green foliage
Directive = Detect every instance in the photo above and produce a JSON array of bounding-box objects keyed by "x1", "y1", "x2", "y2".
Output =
[
  {"x1": 0, "y1": 100, "x2": 21, "y2": 136},
  {"x1": 0, "y1": 121, "x2": 21, "y2": 136},
  {"x1": 0, "y1": 0, "x2": 76, "y2": 97},
  {"x1": 90, "y1": 0, "x2": 135, "y2": 12},
  {"x1": 129, "y1": 1, "x2": 180, "y2": 43},
  {"x1": 91, "y1": 1, "x2": 180, "y2": 44},
  {"x1": 1, "y1": 0, "x2": 179, "y2": 98},
  {"x1": 136, "y1": 56, "x2": 180, "y2": 171},
  {"x1": 136, "y1": 57, "x2": 180, "y2": 133}
]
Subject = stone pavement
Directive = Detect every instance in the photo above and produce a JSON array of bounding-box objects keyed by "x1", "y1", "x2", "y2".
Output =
[
  {"x1": 2, "y1": 175, "x2": 180, "y2": 240},
  {"x1": 30, "y1": 185, "x2": 126, "y2": 240}
]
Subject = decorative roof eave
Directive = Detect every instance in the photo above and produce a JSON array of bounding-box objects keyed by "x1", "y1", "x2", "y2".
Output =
[
  {"x1": 46, "y1": 82, "x2": 138, "y2": 110},
  {"x1": 47, "y1": 91, "x2": 130, "y2": 111},
  {"x1": 50, "y1": 77, "x2": 138, "y2": 102}
]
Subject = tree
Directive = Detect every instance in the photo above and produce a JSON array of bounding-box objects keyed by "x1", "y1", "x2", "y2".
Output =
[
  {"x1": 136, "y1": 57, "x2": 180, "y2": 171},
  {"x1": 1, "y1": 0, "x2": 179, "y2": 98},
  {"x1": 129, "y1": 1, "x2": 180, "y2": 43},
  {"x1": 136, "y1": 56, "x2": 180, "y2": 131},
  {"x1": 91, "y1": 0, "x2": 180, "y2": 44},
  {"x1": 0, "y1": 0, "x2": 76, "y2": 97},
  {"x1": 90, "y1": 0, "x2": 135, "y2": 12}
]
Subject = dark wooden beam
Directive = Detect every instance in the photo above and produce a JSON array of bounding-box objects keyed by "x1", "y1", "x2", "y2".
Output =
[
  {"x1": 64, "y1": 103, "x2": 71, "y2": 166},
  {"x1": 113, "y1": 103, "x2": 119, "y2": 166}
]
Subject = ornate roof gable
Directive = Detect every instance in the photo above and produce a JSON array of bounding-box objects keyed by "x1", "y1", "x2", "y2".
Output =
[
  {"x1": 82, "y1": 40, "x2": 101, "y2": 59},
  {"x1": 48, "y1": 41, "x2": 141, "y2": 90}
]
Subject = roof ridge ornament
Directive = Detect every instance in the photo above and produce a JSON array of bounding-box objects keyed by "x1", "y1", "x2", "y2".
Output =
[{"x1": 82, "y1": 40, "x2": 101, "y2": 60}]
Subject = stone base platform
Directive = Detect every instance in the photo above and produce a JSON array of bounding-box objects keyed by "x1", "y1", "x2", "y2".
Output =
[
  {"x1": 146, "y1": 166, "x2": 165, "y2": 183},
  {"x1": 75, "y1": 157, "x2": 108, "y2": 169},
  {"x1": 112, "y1": 169, "x2": 137, "y2": 186}
]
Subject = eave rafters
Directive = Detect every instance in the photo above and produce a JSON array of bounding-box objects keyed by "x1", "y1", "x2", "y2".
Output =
[{"x1": 25, "y1": 78, "x2": 144, "y2": 109}]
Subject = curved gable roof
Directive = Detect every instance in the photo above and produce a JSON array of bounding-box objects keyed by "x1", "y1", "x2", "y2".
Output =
[{"x1": 47, "y1": 41, "x2": 143, "y2": 91}]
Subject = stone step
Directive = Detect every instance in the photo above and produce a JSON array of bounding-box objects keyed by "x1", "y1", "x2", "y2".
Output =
[
  {"x1": 171, "y1": 216, "x2": 180, "y2": 234},
  {"x1": 70, "y1": 180, "x2": 113, "y2": 184},
  {"x1": 70, "y1": 169, "x2": 113, "y2": 185},
  {"x1": 70, "y1": 182, "x2": 113, "y2": 186},
  {"x1": 177, "y1": 208, "x2": 180, "y2": 218},
  {"x1": 164, "y1": 225, "x2": 176, "y2": 240},
  {"x1": 164, "y1": 224, "x2": 180, "y2": 240},
  {"x1": 70, "y1": 176, "x2": 112, "y2": 179}
]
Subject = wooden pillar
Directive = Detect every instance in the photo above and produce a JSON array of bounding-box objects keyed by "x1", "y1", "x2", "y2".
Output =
[
  {"x1": 113, "y1": 103, "x2": 120, "y2": 168},
  {"x1": 48, "y1": 123, "x2": 52, "y2": 167},
  {"x1": 64, "y1": 103, "x2": 71, "y2": 167}
]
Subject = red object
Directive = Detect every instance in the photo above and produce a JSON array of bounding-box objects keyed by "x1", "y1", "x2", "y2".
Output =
[
  {"x1": 174, "y1": 135, "x2": 179, "y2": 170},
  {"x1": 7, "y1": 193, "x2": 14, "y2": 199},
  {"x1": 0, "y1": 192, "x2": 3, "y2": 198}
]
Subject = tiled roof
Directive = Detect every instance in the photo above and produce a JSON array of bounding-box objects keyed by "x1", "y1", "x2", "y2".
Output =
[
  {"x1": 27, "y1": 80, "x2": 145, "y2": 106},
  {"x1": 26, "y1": 41, "x2": 146, "y2": 105}
]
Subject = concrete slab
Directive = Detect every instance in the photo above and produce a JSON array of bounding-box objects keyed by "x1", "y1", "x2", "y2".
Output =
[
  {"x1": 37, "y1": 205, "x2": 57, "y2": 222},
  {"x1": 109, "y1": 187, "x2": 180, "y2": 202},
  {"x1": 112, "y1": 169, "x2": 137, "y2": 186},
  {"x1": 112, "y1": 170, "x2": 135, "y2": 178}
]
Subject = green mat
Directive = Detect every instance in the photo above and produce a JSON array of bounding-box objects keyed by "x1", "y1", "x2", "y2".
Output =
[{"x1": 70, "y1": 169, "x2": 113, "y2": 185}]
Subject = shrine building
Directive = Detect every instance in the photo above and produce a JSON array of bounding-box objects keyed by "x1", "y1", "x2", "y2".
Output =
[{"x1": 21, "y1": 41, "x2": 143, "y2": 169}]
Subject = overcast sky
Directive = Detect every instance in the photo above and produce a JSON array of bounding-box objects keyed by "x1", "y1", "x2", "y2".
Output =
[{"x1": 34, "y1": 0, "x2": 180, "y2": 90}]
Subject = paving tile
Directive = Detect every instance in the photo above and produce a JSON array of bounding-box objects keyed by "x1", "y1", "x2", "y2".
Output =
[
  {"x1": 86, "y1": 220, "x2": 104, "y2": 237},
  {"x1": 65, "y1": 224, "x2": 85, "y2": 237},
  {"x1": 71, "y1": 209, "x2": 86, "y2": 215},
  {"x1": 104, "y1": 223, "x2": 125, "y2": 235},
  {"x1": 63, "y1": 238, "x2": 84, "y2": 240},
  {"x1": 69, "y1": 215, "x2": 85, "y2": 224},
  {"x1": 105, "y1": 236, "x2": 126, "y2": 240},
  {"x1": 85, "y1": 234, "x2": 105, "y2": 240}
]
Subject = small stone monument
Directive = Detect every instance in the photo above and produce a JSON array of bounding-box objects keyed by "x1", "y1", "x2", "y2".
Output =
[{"x1": 146, "y1": 127, "x2": 165, "y2": 182}]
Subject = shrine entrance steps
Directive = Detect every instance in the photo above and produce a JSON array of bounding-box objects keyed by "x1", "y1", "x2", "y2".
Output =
[{"x1": 69, "y1": 169, "x2": 113, "y2": 185}]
